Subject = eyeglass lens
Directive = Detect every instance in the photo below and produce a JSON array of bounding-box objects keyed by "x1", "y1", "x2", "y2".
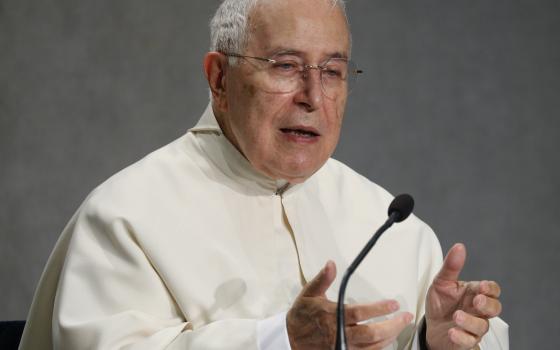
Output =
[{"x1": 258, "y1": 58, "x2": 359, "y2": 99}]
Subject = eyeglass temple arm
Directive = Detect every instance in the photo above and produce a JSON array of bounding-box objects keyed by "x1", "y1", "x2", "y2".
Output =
[{"x1": 221, "y1": 52, "x2": 274, "y2": 63}]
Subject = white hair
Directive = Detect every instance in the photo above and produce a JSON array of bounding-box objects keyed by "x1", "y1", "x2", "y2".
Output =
[{"x1": 209, "y1": 0, "x2": 349, "y2": 58}]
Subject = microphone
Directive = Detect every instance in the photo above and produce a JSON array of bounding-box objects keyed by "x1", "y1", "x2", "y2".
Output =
[
  {"x1": 388, "y1": 193, "x2": 415, "y2": 223},
  {"x1": 335, "y1": 194, "x2": 415, "y2": 350}
]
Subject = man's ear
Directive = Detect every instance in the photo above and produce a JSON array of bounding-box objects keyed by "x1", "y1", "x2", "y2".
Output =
[{"x1": 204, "y1": 52, "x2": 228, "y2": 111}]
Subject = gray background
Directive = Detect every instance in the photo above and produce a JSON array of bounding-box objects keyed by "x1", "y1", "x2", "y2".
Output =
[{"x1": 1, "y1": 0, "x2": 558, "y2": 348}]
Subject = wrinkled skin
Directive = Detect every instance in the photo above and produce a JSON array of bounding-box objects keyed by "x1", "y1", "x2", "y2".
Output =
[
  {"x1": 426, "y1": 244, "x2": 502, "y2": 350},
  {"x1": 205, "y1": 0, "x2": 349, "y2": 183}
]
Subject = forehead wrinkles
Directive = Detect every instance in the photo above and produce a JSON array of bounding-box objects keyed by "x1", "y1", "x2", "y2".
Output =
[{"x1": 245, "y1": 0, "x2": 349, "y2": 55}]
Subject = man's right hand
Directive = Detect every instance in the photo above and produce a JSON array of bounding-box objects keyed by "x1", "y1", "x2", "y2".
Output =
[{"x1": 286, "y1": 261, "x2": 413, "y2": 350}]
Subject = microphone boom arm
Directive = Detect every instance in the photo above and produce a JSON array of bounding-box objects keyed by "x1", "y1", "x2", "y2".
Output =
[{"x1": 335, "y1": 211, "x2": 401, "y2": 350}]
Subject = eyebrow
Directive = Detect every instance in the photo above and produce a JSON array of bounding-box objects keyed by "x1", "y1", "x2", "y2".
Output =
[{"x1": 268, "y1": 48, "x2": 349, "y2": 61}]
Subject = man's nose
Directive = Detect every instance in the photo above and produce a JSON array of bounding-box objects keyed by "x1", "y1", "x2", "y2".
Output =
[{"x1": 294, "y1": 68, "x2": 324, "y2": 111}]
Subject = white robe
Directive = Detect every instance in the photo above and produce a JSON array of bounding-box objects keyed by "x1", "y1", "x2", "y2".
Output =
[{"x1": 19, "y1": 104, "x2": 509, "y2": 349}]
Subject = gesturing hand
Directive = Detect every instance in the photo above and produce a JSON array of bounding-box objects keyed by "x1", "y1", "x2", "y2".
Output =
[
  {"x1": 287, "y1": 261, "x2": 413, "y2": 350},
  {"x1": 425, "y1": 243, "x2": 503, "y2": 350}
]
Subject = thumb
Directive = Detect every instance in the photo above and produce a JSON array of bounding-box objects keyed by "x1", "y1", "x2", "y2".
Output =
[
  {"x1": 435, "y1": 243, "x2": 466, "y2": 282},
  {"x1": 301, "y1": 260, "x2": 337, "y2": 297}
]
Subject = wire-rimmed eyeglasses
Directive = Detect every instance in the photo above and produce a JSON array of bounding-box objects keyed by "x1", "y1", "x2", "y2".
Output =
[{"x1": 222, "y1": 52, "x2": 363, "y2": 100}]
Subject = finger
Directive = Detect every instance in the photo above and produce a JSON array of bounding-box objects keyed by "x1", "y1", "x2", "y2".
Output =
[
  {"x1": 453, "y1": 310, "x2": 490, "y2": 338},
  {"x1": 345, "y1": 300, "x2": 400, "y2": 324},
  {"x1": 301, "y1": 260, "x2": 337, "y2": 297},
  {"x1": 448, "y1": 327, "x2": 479, "y2": 349},
  {"x1": 479, "y1": 280, "x2": 502, "y2": 298},
  {"x1": 465, "y1": 280, "x2": 502, "y2": 299},
  {"x1": 347, "y1": 312, "x2": 413, "y2": 345},
  {"x1": 435, "y1": 243, "x2": 466, "y2": 282},
  {"x1": 353, "y1": 335, "x2": 398, "y2": 350},
  {"x1": 473, "y1": 294, "x2": 503, "y2": 318}
]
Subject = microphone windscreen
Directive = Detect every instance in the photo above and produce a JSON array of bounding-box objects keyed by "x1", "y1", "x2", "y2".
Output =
[{"x1": 388, "y1": 194, "x2": 415, "y2": 222}]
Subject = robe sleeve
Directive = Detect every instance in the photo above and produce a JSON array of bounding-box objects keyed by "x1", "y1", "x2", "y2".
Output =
[
  {"x1": 256, "y1": 311, "x2": 291, "y2": 350},
  {"x1": 44, "y1": 196, "x2": 261, "y2": 350}
]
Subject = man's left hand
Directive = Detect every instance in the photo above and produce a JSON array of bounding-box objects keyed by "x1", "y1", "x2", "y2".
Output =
[{"x1": 425, "y1": 243, "x2": 503, "y2": 350}]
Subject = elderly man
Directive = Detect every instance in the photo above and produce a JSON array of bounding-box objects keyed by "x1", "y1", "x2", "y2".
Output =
[{"x1": 19, "y1": 0, "x2": 508, "y2": 349}]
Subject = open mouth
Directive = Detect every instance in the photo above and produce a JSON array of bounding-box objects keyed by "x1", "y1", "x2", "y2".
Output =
[{"x1": 280, "y1": 128, "x2": 320, "y2": 138}]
